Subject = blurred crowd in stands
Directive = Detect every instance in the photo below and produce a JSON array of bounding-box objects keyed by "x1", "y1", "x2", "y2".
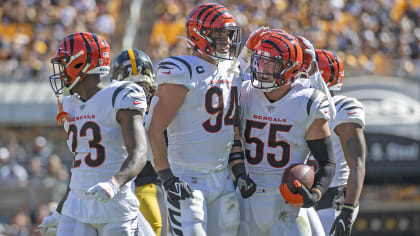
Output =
[
  {"x1": 0, "y1": 0, "x2": 121, "y2": 82},
  {"x1": 0, "y1": 127, "x2": 69, "y2": 235},
  {"x1": 1, "y1": 0, "x2": 419, "y2": 83},
  {"x1": 148, "y1": 0, "x2": 420, "y2": 78}
]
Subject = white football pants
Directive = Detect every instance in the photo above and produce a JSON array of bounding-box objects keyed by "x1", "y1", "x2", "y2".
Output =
[
  {"x1": 56, "y1": 212, "x2": 155, "y2": 236},
  {"x1": 238, "y1": 187, "x2": 312, "y2": 236},
  {"x1": 167, "y1": 167, "x2": 240, "y2": 236}
]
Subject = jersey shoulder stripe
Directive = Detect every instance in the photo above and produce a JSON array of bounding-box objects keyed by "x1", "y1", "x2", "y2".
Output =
[
  {"x1": 336, "y1": 97, "x2": 363, "y2": 112},
  {"x1": 333, "y1": 97, "x2": 346, "y2": 107},
  {"x1": 112, "y1": 81, "x2": 132, "y2": 107},
  {"x1": 168, "y1": 56, "x2": 192, "y2": 79},
  {"x1": 319, "y1": 97, "x2": 329, "y2": 109},
  {"x1": 111, "y1": 81, "x2": 142, "y2": 108},
  {"x1": 156, "y1": 56, "x2": 197, "y2": 88},
  {"x1": 157, "y1": 61, "x2": 181, "y2": 71},
  {"x1": 306, "y1": 89, "x2": 325, "y2": 115}
]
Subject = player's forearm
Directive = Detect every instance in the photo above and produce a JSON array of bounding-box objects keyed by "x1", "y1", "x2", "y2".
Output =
[
  {"x1": 341, "y1": 129, "x2": 366, "y2": 206},
  {"x1": 345, "y1": 159, "x2": 365, "y2": 205},
  {"x1": 148, "y1": 128, "x2": 170, "y2": 171},
  {"x1": 229, "y1": 128, "x2": 244, "y2": 171},
  {"x1": 56, "y1": 179, "x2": 71, "y2": 213},
  {"x1": 115, "y1": 149, "x2": 147, "y2": 186},
  {"x1": 116, "y1": 110, "x2": 148, "y2": 185}
]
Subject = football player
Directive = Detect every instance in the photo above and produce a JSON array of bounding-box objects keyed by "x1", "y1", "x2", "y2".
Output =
[
  {"x1": 147, "y1": 3, "x2": 256, "y2": 235},
  {"x1": 36, "y1": 32, "x2": 155, "y2": 235},
  {"x1": 234, "y1": 30, "x2": 336, "y2": 235},
  {"x1": 111, "y1": 48, "x2": 168, "y2": 236},
  {"x1": 303, "y1": 49, "x2": 366, "y2": 236}
]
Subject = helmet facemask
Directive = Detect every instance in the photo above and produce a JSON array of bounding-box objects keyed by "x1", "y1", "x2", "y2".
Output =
[
  {"x1": 49, "y1": 50, "x2": 90, "y2": 96},
  {"x1": 200, "y1": 25, "x2": 241, "y2": 61},
  {"x1": 250, "y1": 54, "x2": 296, "y2": 92}
]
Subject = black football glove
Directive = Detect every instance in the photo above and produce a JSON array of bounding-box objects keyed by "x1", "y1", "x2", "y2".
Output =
[
  {"x1": 236, "y1": 174, "x2": 256, "y2": 198},
  {"x1": 330, "y1": 204, "x2": 354, "y2": 236},
  {"x1": 231, "y1": 163, "x2": 256, "y2": 198},
  {"x1": 294, "y1": 180, "x2": 320, "y2": 208},
  {"x1": 158, "y1": 168, "x2": 193, "y2": 202}
]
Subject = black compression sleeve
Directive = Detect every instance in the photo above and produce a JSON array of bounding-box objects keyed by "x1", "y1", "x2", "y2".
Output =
[{"x1": 307, "y1": 136, "x2": 335, "y2": 195}]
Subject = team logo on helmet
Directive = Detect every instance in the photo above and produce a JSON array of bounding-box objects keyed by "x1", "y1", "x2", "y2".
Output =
[{"x1": 111, "y1": 49, "x2": 155, "y2": 85}]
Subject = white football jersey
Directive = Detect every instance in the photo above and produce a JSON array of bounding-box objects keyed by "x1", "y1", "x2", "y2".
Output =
[
  {"x1": 61, "y1": 80, "x2": 147, "y2": 223},
  {"x1": 329, "y1": 95, "x2": 365, "y2": 187},
  {"x1": 239, "y1": 80, "x2": 330, "y2": 189},
  {"x1": 295, "y1": 79, "x2": 366, "y2": 187},
  {"x1": 153, "y1": 55, "x2": 242, "y2": 172}
]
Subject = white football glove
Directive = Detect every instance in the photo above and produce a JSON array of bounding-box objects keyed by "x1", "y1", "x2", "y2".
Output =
[
  {"x1": 297, "y1": 35, "x2": 318, "y2": 74},
  {"x1": 296, "y1": 36, "x2": 336, "y2": 118},
  {"x1": 34, "y1": 210, "x2": 60, "y2": 236},
  {"x1": 86, "y1": 177, "x2": 120, "y2": 202}
]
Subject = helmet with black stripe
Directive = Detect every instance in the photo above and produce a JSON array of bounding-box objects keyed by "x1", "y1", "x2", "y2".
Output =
[
  {"x1": 250, "y1": 29, "x2": 303, "y2": 92},
  {"x1": 111, "y1": 49, "x2": 154, "y2": 85},
  {"x1": 186, "y1": 3, "x2": 241, "y2": 61},
  {"x1": 49, "y1": 32, "x2": 110, "y2": 96},
  {"x1": 315, "y1": 49, "x2": 344, "y2": 91}
]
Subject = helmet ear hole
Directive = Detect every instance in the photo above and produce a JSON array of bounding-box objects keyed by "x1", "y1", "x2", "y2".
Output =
[
  {"x1": 278, "y1": 78, "x2": 286, "y2": 85},
  {"x1": 74, "y1": 63, "x2": 83, "y2": 69}
]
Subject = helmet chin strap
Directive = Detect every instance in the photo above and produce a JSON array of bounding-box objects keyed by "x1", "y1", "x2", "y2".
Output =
[
  {"x1": 263, "y1": 86, "x2": 278, "y2": 92},
  {"x1": 211, "y1": 51, "x2": 230, "y2": 62},
  {"x1": 252, "y1": 79, "x2": 278, "y2": 92}
]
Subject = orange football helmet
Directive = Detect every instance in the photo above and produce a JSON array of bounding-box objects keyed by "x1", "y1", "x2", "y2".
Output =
[
  {"x1": 185, "y1": 3, "x2": 240, "y2": 61},
  {"x1": 250, "y1": 30, "x2": 303, "y2": 91},
  {"x1": 279, "y1": 182, "x2": 304, "y2": 208},
  {"x1": 49, "y1": 32, "x2": 110, "y2": 96},
  {"x1": 315, "y1": 49, "x2": 344, "y2": 91}
]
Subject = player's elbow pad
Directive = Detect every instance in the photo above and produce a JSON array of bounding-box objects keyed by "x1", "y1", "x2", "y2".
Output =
[{"x1": 307, "y1": 136, "x2": 335, "y2": 195}]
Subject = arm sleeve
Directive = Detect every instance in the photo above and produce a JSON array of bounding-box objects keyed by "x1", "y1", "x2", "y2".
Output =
[{"x1": 307, "y1": 136, "x2": 335, "y2": 195}]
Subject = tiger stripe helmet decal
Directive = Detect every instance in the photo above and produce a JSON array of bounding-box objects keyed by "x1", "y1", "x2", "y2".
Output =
[
  {"x1": 185, "y1": 3, "x2": 240, "y2": 61},
  {"x1": 49, "y1": 32, "x2": 110, "y2": 96},
  {"x1": 250, "y1": 29, "x2": 303, "y2": 91},
  {"x1": 315, "y1": 49, "x2": 344, "y2": 91}
]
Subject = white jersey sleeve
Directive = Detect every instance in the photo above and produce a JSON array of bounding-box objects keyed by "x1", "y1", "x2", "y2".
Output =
[
  {"x1": 156, "y1": 56, "x2": 192, "y2": 89},
  {"x1": 309, "y1": 71, "x2": 336, "y2": 119},
  {"x1": 111, "y1": 81, "x2": 147, "y2": 119},
  {"x1": 306, "y1": 89, "x2": 331, "y2": 130},
  {"x1": 333, "y1": 95, "x2": 365, "y2": 129}
]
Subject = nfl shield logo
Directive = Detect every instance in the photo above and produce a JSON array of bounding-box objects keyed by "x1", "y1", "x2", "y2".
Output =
[{"x1": 267, "y1": 105, "x2": 275, "y2": 113}]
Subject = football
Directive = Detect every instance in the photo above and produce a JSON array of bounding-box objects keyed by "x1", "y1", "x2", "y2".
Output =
[{"x1": 281, "y1": 164, "x2": 315, "y2": 193}]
